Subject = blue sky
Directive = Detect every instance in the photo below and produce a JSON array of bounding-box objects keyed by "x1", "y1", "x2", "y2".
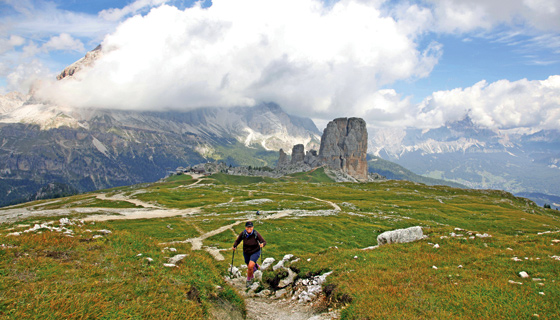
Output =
[{"x1": 1, "y1": 0, "x2": 559, "y2": 130}]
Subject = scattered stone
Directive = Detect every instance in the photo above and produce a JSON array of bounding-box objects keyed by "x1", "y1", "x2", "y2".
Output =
[
  {"x1": 168, "y1": 254, "x2": 188, "y2": 265},
  {"x1": 550, "y1": 255, "x2": 560, "y2": 261},
  {"x1": 508, "y1": 280, "x2": 522, "y2": 285},
  {"x1": 92, "y1": 235, "x2": 103, "y2": 239},
  {"x1": 432, "y1": 266, "x2": 438, "y2": 270},
  {"x1": 59, "y1": 218, "x2": 73, "y2": 226},
  {"x1": 433, "y1": 244, "x2": 440, "y2": 249},
  {"x1": 552, "y1": 239, "x2": 560, "y2": 243},
  {"x1": 169, "y1": 248, "x2": 177, "y2": 252},
  {"x1": 273, "y1": 260, "x2": 285, "y2": 271},
  {"x1": 163, "y1": 263, "x2": 177, "y2": 268},
  {"x1": 377, "y1": 226, "x2": 426, "y2": 245},
  {"x1": 476, "y1": 233, "x2": 491, "y2": 238},
  {"x1": 519, "y1": 271, "x2": 530, "y2": 278},
  {"x1": 283, "y1": 254, "x2": 294, "y2": 261},
  {"x1": 278, "y1": 268, "x2": 298, "y2": 288},
  {"x1": 511, "y1": 257, "x2": 522, "y2": 261},
  {"x1": 254, "y1": 270, "x2": 263, "y2": 282},
  {"x1": 532, "y1": 278, "x2": 543, "y2": 281},
  {"x1": 97, "y1": 229, "x2": 112, "y2": 234},
  {"x1": 6, "y1": 232, "x2": 21, "y2": 237},
  {"x1": 261, "y1": 257, "x2": 276, "y2": 270},
  {"x1": 458, "y1": 265, "x2": 463, "y2": 268},
  {"x1": 539, "y1": 292, "x2": 545, "y2": 296},
  {"x1": 136, "y1": 253, "x2": 143, "y2": 257},
  {"x1": 145, "y1": 257, "x2": 154, "y2": 263},
  {"x1": 275, "y1": 289, "x2": 288, "y2": 299},
  {"x1": 507, "y1": 248, "x2": 513, "y2": 251}
]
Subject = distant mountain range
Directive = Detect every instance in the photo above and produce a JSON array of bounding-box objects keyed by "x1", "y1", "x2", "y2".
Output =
[
  {"x1": 369, "y1": 116, "x2": 560, "y2": 206},
  {"x1": 0, "y1": 93, "x2": 321, "y2": 206}
]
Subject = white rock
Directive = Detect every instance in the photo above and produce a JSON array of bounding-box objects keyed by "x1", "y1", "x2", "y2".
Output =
[
  {"x1": 307, "y1": 258, "x2": 311, "y2": 262},
  {"x1": 539, "y1": 292, "x2": 545, "y2": 296},
  {"x1": 6, "y1": 232, "x2": 21, "y2": 237},
  {"x1": 97, "y1": 229, "x2": 112, "y2": 234},
  {"x1": 273, "y1": 260, "x2": 285, "y2": 271},
  {"x1": 354, "y1": 256, "x2": 358, "y2": 259},
  {"x1": 508, "y1": 280, "x2": 522, "y2": 285},
  {"x1": 145, "y1": 257, "x2": 154, "y2": 262},
  {"x1": 168, "y1": 254, "x2": 188, "y2": 265},
  {"x1": 433, "y1": 244, "x2": 440, "y2": 249},
  {"x1": 169, "y1": 248, "x2": 177, "y2": 252},
  {"x1": 519, "y1": 271, "x2": 530, "y2": 278},
  {"x1": 92, "y1": 235, "x2": 103, "y2": 239},
  {"x1": 254, "y1": 270, "x2": 263, "y2": 282},
  {"x1": 275, "y1": 289, "x2": 288, "y2": 299},
  {"x1": 283, "y1": 254, "x2": 294, "y2": 261},
  {"x1": 278, "y1": 268, "x2": 298, "y2": 288},
  {"x1": 432, "y1": 266, "x2": 438, "y2": 269},
  {"x1": 512, "y1": 257, "x2": 522, "y2": 262},
  {"x1": 59, "y1": 218, "x2": 72, "y2": 226},
  {"x1": 377, "y1": 226, "x2": 426, "y2": 245},
  {"x1": 163, "y1": 263, "x2": 176, "y2": 267},
  {"x1": 137, "y1": 253, "x2": 143, "y2": 257},
  {"x1": 458, "y1": 265, "x2": 463, "y2": 268}
]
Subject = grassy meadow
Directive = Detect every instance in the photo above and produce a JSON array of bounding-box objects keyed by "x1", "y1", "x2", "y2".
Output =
[{"x1": 1, "y1": 171, "x2": 559, "y2": 319}]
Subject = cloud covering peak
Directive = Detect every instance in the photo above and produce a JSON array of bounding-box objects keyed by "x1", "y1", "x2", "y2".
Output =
[{"x1": 36, "y1": 0, "x2": 441, "y2": 119}]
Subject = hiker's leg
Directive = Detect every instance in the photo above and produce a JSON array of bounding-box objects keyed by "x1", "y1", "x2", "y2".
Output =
[{"x1": 247, "y1": 261, "x2": 255, "y2": 280}]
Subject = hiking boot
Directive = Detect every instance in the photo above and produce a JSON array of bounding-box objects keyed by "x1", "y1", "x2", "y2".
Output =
[{"x1": 246, "y1": 279, "x2": 253, "y2": 288}]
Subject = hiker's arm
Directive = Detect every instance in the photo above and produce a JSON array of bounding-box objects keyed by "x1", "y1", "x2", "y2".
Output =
[
  {"x1": 232, "y1": 233, "x2": 243, "y2": 249},
  {"x1": 257, "y1": 233, "x2": 266, "y2": 247}
]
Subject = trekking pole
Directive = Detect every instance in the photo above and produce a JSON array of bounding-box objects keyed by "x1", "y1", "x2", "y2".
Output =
[{"x1": 230, "y1": 248, "x2": 236, "y2": 275}]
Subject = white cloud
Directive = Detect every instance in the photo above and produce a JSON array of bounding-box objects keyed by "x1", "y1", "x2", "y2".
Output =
[
  {"x1": 42, "y1": 33, "x2": 85, "y2": 52},
  {"x1": 413, "y1": 75, "x2": 560, "y2": 130},
  {"x1": 6, "y1": 59, "x2": 50, "y2": 92},
  {"x1": 36, "y1": 0, "x2": 441, "y2": 118},
  {"x1": 427, "y1": 0, "x2": 560, "y2": 33},
  {"x1": 99, "y1": 0, "x2": 171, "y2": 21},
  {"x1": 0, "y1": 35, "x2": 26, "y2": 54}
]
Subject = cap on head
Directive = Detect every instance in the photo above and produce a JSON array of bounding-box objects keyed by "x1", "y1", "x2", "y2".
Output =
[{"x1": 245, "y1": 221, "x2": 253, "y2": 227}]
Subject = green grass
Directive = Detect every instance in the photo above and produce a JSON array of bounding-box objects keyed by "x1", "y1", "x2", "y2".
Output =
[{"x1": 1, "y1": 172, "x2": 559, "y2": 319}]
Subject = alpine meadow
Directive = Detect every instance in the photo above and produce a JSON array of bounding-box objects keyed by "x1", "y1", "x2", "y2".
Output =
[{"x1": 1, "y1": 171, "x2": 559, "y2": 319}]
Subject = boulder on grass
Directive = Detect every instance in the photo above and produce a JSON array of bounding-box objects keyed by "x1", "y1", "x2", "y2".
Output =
[{"x1": 377, "y1": 226, "x2": 426, "y2": 245}]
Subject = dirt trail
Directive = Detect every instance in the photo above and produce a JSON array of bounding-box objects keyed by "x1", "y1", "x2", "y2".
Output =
[{"x1": 95, "y1": 193, "x2": 160, "y2": 209}]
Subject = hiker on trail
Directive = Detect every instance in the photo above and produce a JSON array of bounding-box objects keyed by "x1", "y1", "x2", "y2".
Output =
[{"x1": 232, "y1": 221, "x2": 266, "y2": 287}]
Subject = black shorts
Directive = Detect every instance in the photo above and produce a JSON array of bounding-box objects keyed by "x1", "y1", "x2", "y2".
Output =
[{"x1": 243, "y1": 250, "x2": 261, "y2": 265}]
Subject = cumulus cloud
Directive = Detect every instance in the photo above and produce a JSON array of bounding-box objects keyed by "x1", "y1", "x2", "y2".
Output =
[
  {"x1": 426, "y1": 0, "x2": 560, "y2": 33},
  {"x1": 0, "y1": 35, "x2": 26, "y2": 54},
  {"x1": 36, "y1": 0, "x2": 441, "y2": 119},
  {"x1": 99, "y1": 0, "x2": 171, "y2": 21},
  {"x1": 415, "y1": 75, "x2": 560, "y2": 130},
  {"x1": 42, "y1": 33, "x2": 85, "y2": 52}
]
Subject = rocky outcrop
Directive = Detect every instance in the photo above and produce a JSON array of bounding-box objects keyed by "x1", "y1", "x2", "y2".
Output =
[
  {"x1": 291, "y1": 144, "x2": 305, "y2": 165},
  {"x1": 318, "y1": 118, "x2": 368, "y2": 181},
  {"x1": 277, "y1": 149, "x2": 290, "y2": 168},
  {"x1": 275, "y1": 117, "x2": 370, "y2": 181},
  {"x1": 57, "y1": 44, "x2": 103, "y2": 80},
  {"x1": 304, "y1": 150, "x2": 319, "y2": 167}
]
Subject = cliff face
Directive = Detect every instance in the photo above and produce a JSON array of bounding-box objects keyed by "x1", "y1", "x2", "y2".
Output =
[
  {"x1": 276, "y1": 117, "x2": 369, "y2": 181},
  {"x1": 318, "y1": 118, "x2": 368, "y2": 181}
]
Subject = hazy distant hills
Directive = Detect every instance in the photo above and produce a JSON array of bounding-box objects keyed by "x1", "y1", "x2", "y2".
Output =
[{"x1": 370, "y1": 116, "x2": 560, "y2": 205}]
